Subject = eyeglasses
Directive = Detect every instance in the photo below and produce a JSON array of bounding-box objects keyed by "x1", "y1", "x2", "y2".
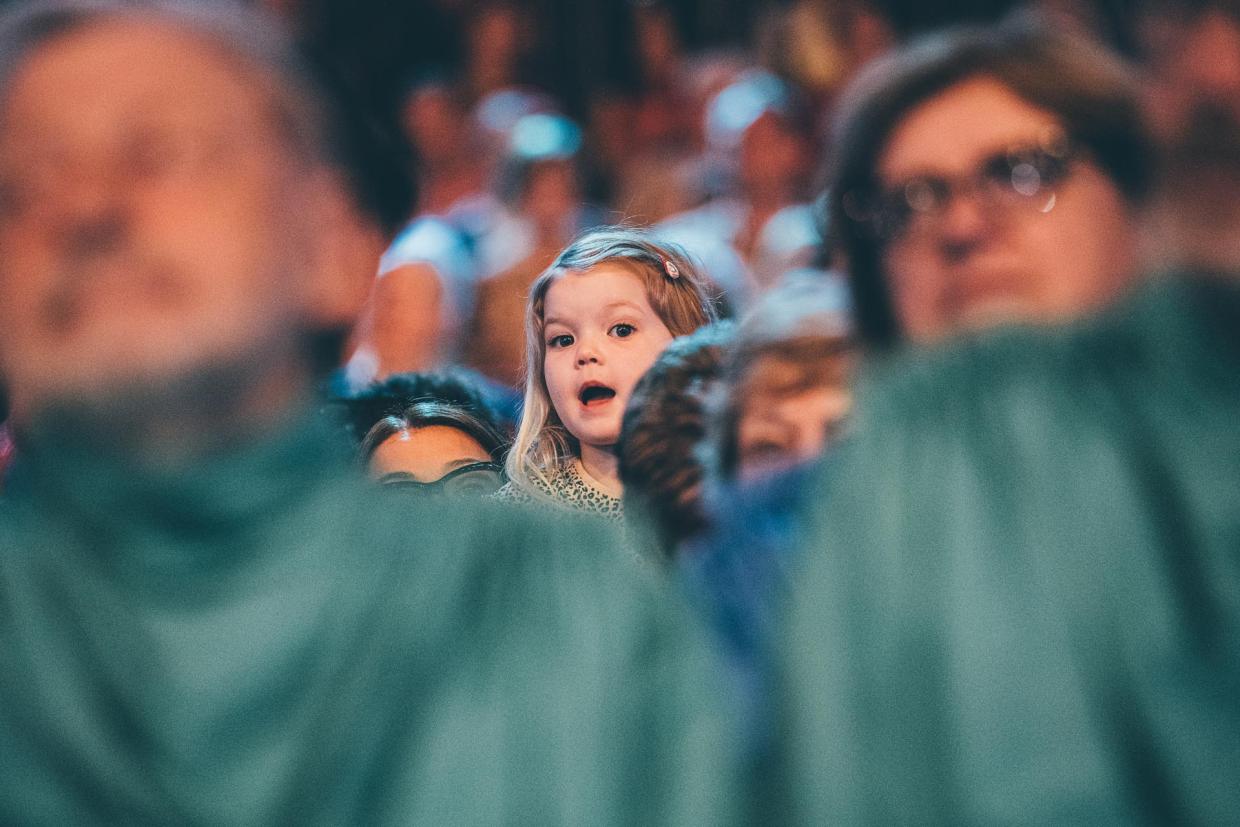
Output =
[
  {"x1": 377, "y1": 462, "x2": 504, "y2": 497},
  {"x1": 844, "y1": 132, "x2": 1078, "y2": 243}
]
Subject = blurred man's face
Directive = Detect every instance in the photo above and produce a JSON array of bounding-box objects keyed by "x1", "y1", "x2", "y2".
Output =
[{"x1": 0, "y1": 19, "x2": 337, "y2": 419}]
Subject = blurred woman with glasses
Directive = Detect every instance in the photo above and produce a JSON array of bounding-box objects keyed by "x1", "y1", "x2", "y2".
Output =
[
  {"x1": 360, "y1": 401, "x2": 509, "y2": 497},
  {"x1": 827, "y1": 17, "x2": 1153, "y2": 348}
]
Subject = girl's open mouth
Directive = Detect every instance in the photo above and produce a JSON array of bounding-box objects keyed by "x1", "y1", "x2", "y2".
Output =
[{"x1": 578, "y1": 383, "x2": 617, "y2": 407}]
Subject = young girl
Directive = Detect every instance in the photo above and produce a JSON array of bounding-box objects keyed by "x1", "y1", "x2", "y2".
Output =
[{"x1": 498, "y1": 227, "x2": 718, "y2": 520}]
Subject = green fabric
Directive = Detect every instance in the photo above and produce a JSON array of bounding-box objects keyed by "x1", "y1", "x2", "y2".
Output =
[
  {"x1": 775, "y1": 274, "x2": 1240, "y2": 825},
  {"x1": 0, "y1": 414, "x2": 737, "y2": 825}
]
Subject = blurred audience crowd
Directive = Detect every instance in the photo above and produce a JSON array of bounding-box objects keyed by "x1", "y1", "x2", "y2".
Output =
[{"x1": 0, "y1": 0, "x2": 1238, "y2": 822}]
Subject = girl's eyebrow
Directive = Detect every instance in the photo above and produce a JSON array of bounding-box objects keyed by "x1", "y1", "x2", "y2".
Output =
[
  {"x1": 548, "y1": 296, "x2": 654, "y2": 324},
  {"x1": 602, "y1": 299, "x2": 646, "y2": 314},
  {"x1": 544, "y1": 300, "x2": 646, "y2": 329}
]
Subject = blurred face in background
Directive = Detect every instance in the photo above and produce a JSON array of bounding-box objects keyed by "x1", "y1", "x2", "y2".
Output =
[
  {"x1": 0, "y1": 18, "x2": 348, "y2": 422},
  {"x1": 1140, "y1": 3, "x2": 1240, "y2": 164},
  {"x1": 734, "y1": 352, "x2": 852, "y2": 482},
  {"x1": 405, "y1": 83, "x2": 471, "y2": 167},
  {"x1": 1137, "y1": 1, "x2": 1240, "y2": 269},
  {"x1": 874, "y1": 76, "x2": 1138, "y2": 342},
  {"x1": 521, "y1": 160, "x2": 580, "y2": 243},
  {"x1": 739, "y1": 111, "x2": 811, "y2": 198}
]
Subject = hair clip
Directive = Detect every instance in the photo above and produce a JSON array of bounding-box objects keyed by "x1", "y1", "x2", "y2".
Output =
[{"x1": 662, "y1": 257, "x2": 681, "y2": 279}]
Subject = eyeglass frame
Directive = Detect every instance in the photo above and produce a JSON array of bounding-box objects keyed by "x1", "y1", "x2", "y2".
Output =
[
  {"x1": 841, "y1": 130, "x2": 1080, "y2": 245},
  {"x1": 376, "y1": 461, "x2": 505, "y2": 496}
]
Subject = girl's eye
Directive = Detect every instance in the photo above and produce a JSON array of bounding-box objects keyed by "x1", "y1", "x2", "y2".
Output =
[
  {"x1": 548, "y1": 333, "x2": 574, "y2": 349},
  {"x1": 610, "y1": 323, "x2": 636, "y2": 338}
]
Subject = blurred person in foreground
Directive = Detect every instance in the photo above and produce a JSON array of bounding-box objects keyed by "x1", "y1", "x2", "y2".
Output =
[
  {"x1": 0, "y1": 2, "x2": 735, "y2": 823},
  {"x1": 772, "y1": 235, "x2": 1240, "y2": 827},
  {"x1": 771, "y1": 25, "x2": 1240, "y2": 827},
  {"x1": 829, "y1": 18, "x2": 1151, "y2": 349}
]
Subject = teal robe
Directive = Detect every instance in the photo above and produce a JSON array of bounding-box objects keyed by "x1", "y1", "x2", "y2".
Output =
[
  {"x1": 0, "y1": 416, "x2": 736, "y2": 824},
  {"x1": 775, "y1": 275, "x2": 1240, "y2": 824}
]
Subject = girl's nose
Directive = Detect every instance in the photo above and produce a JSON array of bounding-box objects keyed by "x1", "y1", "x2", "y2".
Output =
[{"x1": 575, "y1": 340, "x2": 601, "y2": 366}]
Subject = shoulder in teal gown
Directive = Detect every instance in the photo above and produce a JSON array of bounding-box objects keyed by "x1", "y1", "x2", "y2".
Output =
[
  {"x1": 0, "y1": 411, "x2": 738, "y2": 824},
  {"x1": 774, "y1": 274, "x2": 1240, "y2": 824}
]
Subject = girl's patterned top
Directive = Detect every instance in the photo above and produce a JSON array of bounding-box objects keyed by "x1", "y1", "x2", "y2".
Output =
[{"x1": 494, "y1": 460, "x2": 623, "y2": 522}]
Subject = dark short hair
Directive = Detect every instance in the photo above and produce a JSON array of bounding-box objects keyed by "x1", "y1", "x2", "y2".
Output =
[
  {"x1": 618, "y1": 321, "x2": 735, "y2": 559},
  {"x1": 358, "y1": 399, "x2": 510, "y2": 466},
  {"x1": 336, "y1": 367, "x2": 517, "y2": 450},
  {"x1": 827, "y1": 16, "x2": 1153, "y2": 349}
]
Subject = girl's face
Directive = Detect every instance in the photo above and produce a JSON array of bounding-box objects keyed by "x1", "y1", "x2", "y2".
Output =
[{"x1": 542, "y1": 265, "x2": 674, "y2": 453}]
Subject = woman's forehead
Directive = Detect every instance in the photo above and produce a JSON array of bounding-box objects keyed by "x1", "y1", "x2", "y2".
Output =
[{"x1": 878, "y1": 76, "x2": 1062, "y2": 179}]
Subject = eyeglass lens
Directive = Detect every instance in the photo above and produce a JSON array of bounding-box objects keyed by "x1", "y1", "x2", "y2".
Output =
[
  {"x1": 859, "y1": 139, "x2": 1073, "y2": 241},
  {"x1": 378, "y1": 463, "x2": 504, "y2": 496}
]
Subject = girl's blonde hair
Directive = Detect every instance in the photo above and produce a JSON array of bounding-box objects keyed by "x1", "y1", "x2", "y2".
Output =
[{"x1": 506, "y1": 226, "x2": 719, "y2": 491}]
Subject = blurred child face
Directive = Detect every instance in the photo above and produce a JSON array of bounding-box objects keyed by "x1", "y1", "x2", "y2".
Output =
[
  {"x1": 542, "y1": 265, "x2": 674, "y2": 453},
  {"x1": 735, "y1": 354, "x2": 852, "y2": 482}
]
